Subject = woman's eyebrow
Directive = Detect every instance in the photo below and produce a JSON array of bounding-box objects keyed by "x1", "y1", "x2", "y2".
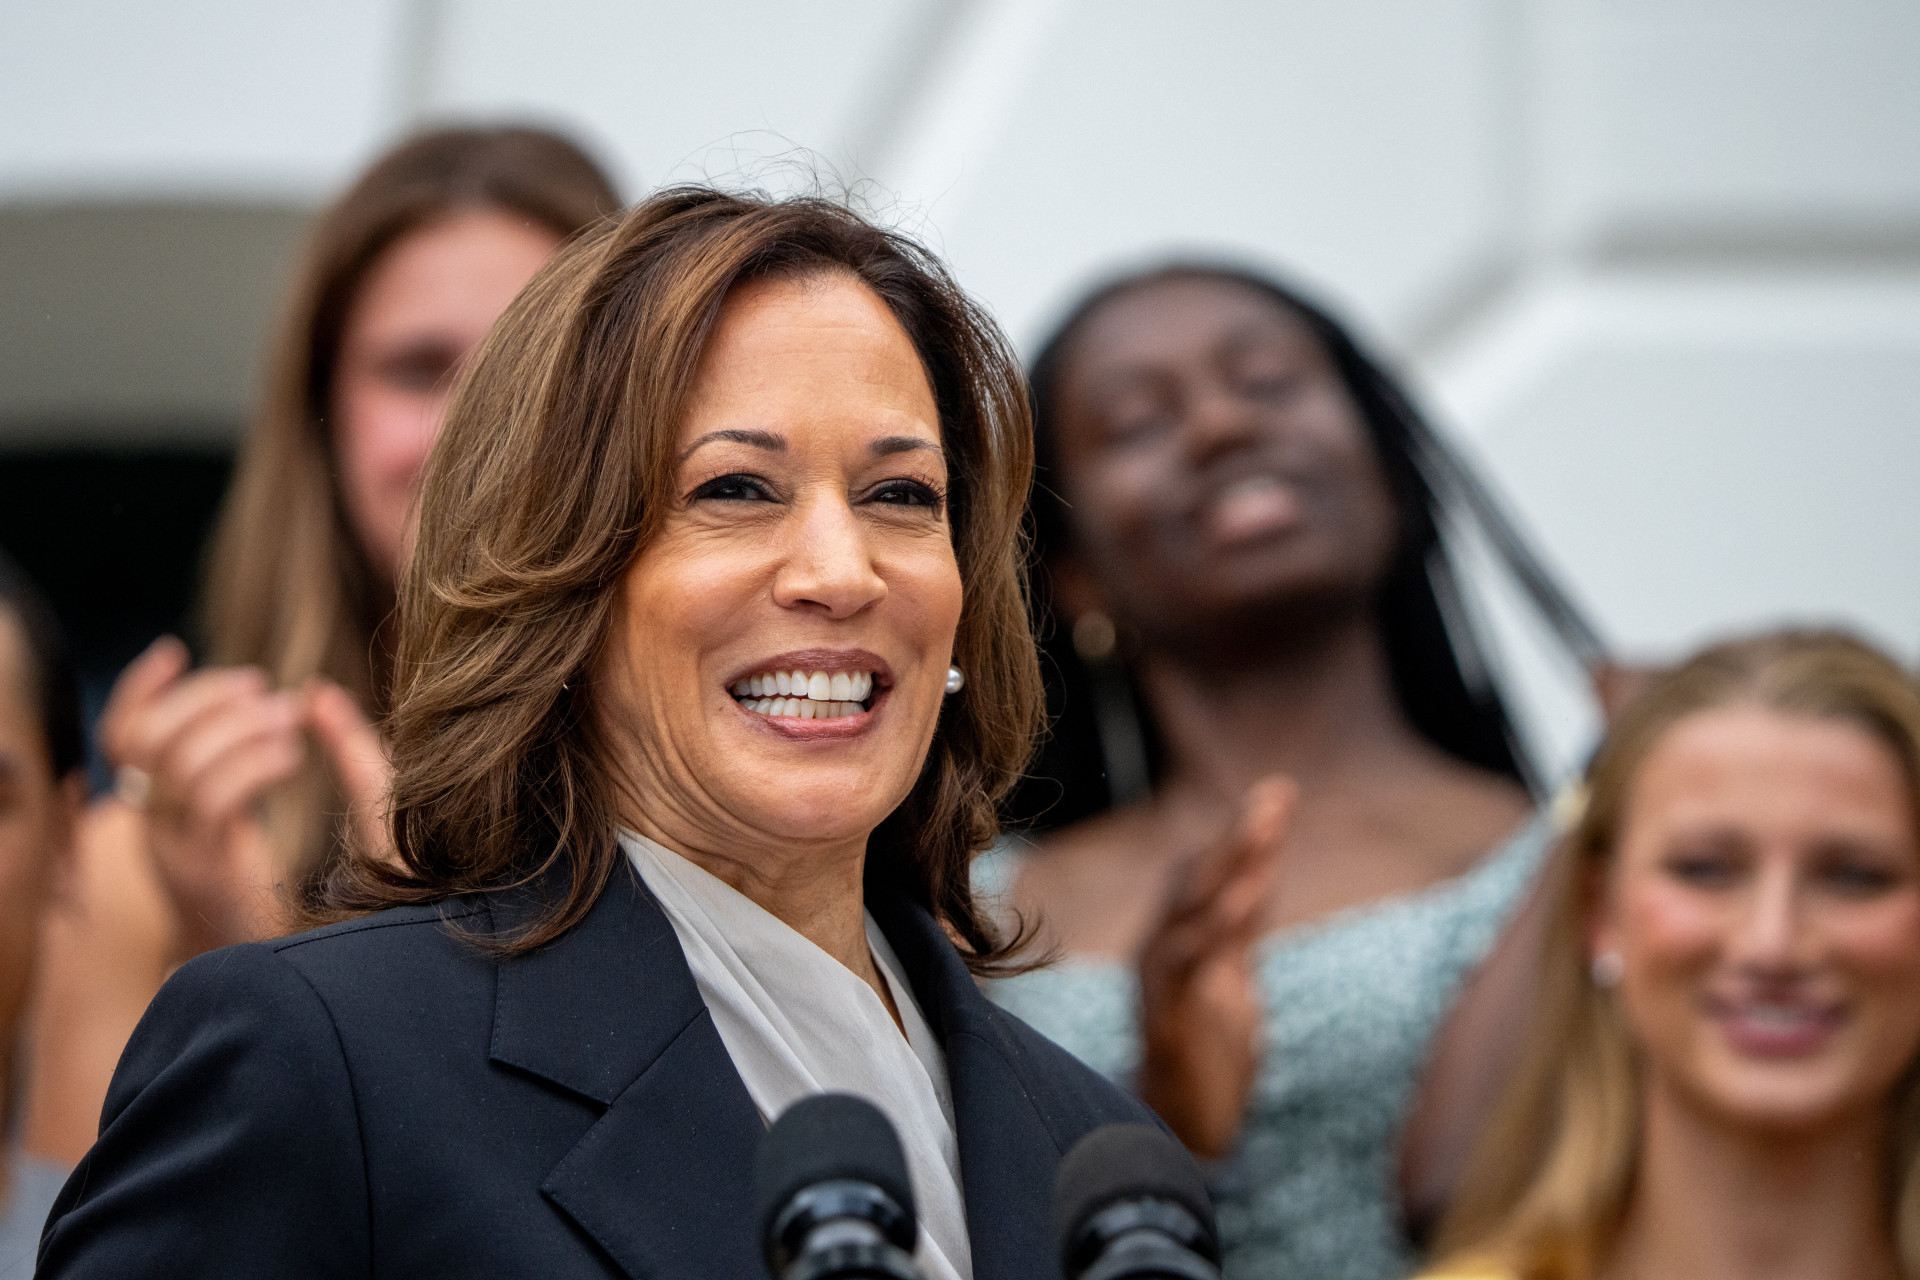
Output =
[
  {"x1": 678, "y1": 428, "x2": 786, "y2": 462},
  {"x1": 871, "y1": 435, "x2": 943, "y2": 458}
]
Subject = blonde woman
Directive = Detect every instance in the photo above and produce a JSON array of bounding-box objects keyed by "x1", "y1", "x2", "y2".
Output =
[
  {"x1": 23, "y1": 126, "x2": 618, "y2": 1165},
  {"x1": 1421, "y1": 630, "x2": 1920, "y2": 1280}
]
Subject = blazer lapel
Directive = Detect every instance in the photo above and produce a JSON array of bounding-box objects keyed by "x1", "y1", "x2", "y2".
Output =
[
  {"x1": 865, "y1": 881, "x2": 1073, "y2": 1280},
  {"x1": 489, "y1": 867, "x2": 767, "y2": 1280}
]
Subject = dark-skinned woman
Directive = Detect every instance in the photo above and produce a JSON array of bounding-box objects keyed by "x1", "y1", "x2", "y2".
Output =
[
  {"x1": 37, "y1": 189, "x2": 1157, "y2": 1280},
  {"x1": 981, "y1": 265, "x2": 1605, "y2": 1280}
]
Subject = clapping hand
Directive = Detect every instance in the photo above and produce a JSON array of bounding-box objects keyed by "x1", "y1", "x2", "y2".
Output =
[
  {"x1": 1137, "y1": 776, "x2": 1297, "y2": 1159},
  {"x1": 102, "y1": 638, "x2": 392, "y2": 954}
]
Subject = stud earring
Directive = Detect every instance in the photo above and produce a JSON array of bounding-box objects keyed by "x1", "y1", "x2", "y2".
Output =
[
  {"x1": 944, "y1": 666, "x2": 965, "y2": 695},
  {"x1": 1590, "y1": 951, "x2": 1624, "y2": 989}
]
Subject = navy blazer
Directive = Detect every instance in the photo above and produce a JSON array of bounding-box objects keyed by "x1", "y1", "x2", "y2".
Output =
[{"x1": 39, "y1": 864, "x2": 1155, "y2": 1279}]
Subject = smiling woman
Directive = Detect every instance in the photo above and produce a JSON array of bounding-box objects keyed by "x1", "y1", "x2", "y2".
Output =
[
  {"x1": 1423, "y1": 630, "x2": 1920, "y2": 1280},
  {"x1": 36, "y1": 188, "x2": 1160, "y2": 1280}
]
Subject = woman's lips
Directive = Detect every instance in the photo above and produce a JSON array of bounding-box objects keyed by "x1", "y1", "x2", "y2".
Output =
[
  {"x1": 1203, "y1": 475, "x2": 1305, "y2": 547},
  {"x1": 726, "y1": 652, "x2": 888, "y2": 740},
  {"x1": 1706, "y1": 996, "x2": 1845, "y2": 1058}
]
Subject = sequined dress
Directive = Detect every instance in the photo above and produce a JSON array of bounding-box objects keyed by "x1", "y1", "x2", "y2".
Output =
[{"x1": 978, "y1": 814, "x2": 1554, "y2": 1280}]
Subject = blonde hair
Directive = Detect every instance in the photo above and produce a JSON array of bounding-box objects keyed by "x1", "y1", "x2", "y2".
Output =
[
  {"x1": 1434, "y1": 629, "x2": 1920, "y2": 1279},
  {"x1": 203, "y1": 125, "x2": 617, "y2": 892},
  {"x1": 311, "y1": 186, "x2": 1043, "y2": 964}
]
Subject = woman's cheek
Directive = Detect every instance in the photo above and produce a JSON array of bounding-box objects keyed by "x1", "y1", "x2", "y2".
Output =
[
  {"x1": 1621, "y1": 874, "x2": 1718, "y2": 963},
  {"x1": 890, "y1": 530, "x2": 962, "y2": 628},
  {"x1": 1616, "y1": 877, "x2": 1723, "y2": 1024},
  {"x1": 1839, "y1": 893, "x2": 1920, "y2": 992}
]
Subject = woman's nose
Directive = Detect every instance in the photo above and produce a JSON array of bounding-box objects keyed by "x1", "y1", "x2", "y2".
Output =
[
  {"x1": 1179, "y1": 379, "x2": 1263, "y2": 465},
  {"x1": 771, "y1": 492, "x2": 887, "y2": 618},
  {"x1": 1728, "y1": 860, "x2": 1811, "y2": 974}
]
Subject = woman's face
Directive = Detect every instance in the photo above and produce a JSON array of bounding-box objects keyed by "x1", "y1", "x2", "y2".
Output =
[
  {"x1": 601, "y1": 272, "x2": 961, "y2": 865},
  {"x1": 333, "y1": 208, "x2": 561, "y2": 583},
  {"x1": 1049, "y1": 275, "x2": 1399, "y2": 644},
  {"x1": 1595, "y1": 704, "x2": 1920, "y2": 1133}
]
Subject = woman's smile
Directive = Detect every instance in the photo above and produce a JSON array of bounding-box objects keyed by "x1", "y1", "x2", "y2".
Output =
[
  {"x1": 727, "y1": 649, "x2": 890, "y2": 734},
  {"x1": 1702, "y1": 988, "x2": 1847, "y2": 1058},
  {"x1": 1199, "y1": 470, "x2": 1308, "y2": 549}
]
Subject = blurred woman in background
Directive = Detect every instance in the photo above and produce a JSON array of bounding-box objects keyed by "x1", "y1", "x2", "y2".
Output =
[
  {"x1": 23, "y1": 125, "x2": 619, "y2": 1164},
  {"x1": 0, "y1": 552, "x2": 85, "y2": 1275},
  {"x1": 1424, "y1": 631, "x2": 1920, "y2": 1280},
  {"x1": 984, "y1": 265, "x2": 1605, "y2": 1279}
]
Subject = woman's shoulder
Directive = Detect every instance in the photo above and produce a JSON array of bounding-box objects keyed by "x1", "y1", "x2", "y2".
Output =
[
  {"x1": 140, "y1": 898, "x2": 497, "y2": 1050},
  {"x1": 1006, "y1": 804, "x2": 1171, "y2": 955},
  {"x1": 268, "y1": 897, "x2": 492, "y2": 966}
]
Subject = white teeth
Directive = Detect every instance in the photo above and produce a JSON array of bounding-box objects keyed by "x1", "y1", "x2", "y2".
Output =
[
  {"x1": 1745, "y1": 1005, "x2": 1813, "y2": 1026},
  {"x1": 732, "y1": 669, "x2": 881, "y2": 719}
]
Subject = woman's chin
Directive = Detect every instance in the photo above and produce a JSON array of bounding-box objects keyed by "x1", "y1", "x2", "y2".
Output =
[
  {"x1": 706, "y1": 742, "x2": 915, "y2": 847},
  {"x1": 738, "y1": 795, "x2": 901, "y2": 848},
  {"x1": 1681, "y1": 1054, "x2": 1876, "y2": 1135}
]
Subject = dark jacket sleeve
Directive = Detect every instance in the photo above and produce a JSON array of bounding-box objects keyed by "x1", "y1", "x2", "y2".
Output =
[{"x1": 38, "y1": 942, "x2": 370, "y2": 1279}]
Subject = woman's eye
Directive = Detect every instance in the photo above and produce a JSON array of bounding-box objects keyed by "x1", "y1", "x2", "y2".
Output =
[
  {"x1": 1236, "y1": 368, "x2": 1303, "y2": 402},
  {"x1": 1099, "y1": 392, "x2": 1177, "y2": 445},
  {"x1": 868, "y1": 479, "x2": 945, "y2": 511},
  {"x1": 375, "y1": 346, "x2": 460, "y2": 393},
  {"x1": 1819, "y1": 860, "x2": 1901, "y2": 896},
  {"x1": 1665, "y1": 854, "x2": 1741, "y2": 888},
  {"x1": 691, "y1": 474, "x2": 776, "y2": 503}
]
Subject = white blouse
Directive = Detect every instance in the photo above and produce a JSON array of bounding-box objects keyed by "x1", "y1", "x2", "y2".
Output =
[{"x1": 620, "y1": 831, "x2": 972, "y2": 1280}]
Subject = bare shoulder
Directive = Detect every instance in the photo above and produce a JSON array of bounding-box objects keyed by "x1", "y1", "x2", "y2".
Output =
[
  {"x1": 1005, "y1": 804, "x2": 1173, "y2": 958},
  {"x1": 1394, "y1": 748, "x2": 1534, "y2": 876}
]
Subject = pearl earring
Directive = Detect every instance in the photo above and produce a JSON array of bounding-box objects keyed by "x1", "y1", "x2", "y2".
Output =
[
  {"x1": 1590, "y1": 951, "x2": 1624, "y2": 989},
  {"x1": 944, "y1": 666, "x2": 965, "y2": 695}
]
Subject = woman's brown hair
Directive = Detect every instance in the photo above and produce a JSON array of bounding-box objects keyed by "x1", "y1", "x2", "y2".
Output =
[
  {"x1": 313, "y1": 186, "x2": 1044, "y2": 967},
  {"x1": 1432, "y1": 630, "x2": 1920, "y2": 1279},
  {"x1": 205, "y1": 125, "x2": 618, "y2": 887}
]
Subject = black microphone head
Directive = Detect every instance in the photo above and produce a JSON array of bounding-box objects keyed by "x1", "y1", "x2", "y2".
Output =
[
  {"x1": 756, "y1": 1093, "x2": 917, "y2": 1267},
  {"x1": 1054, "y1": 1123, "x2": 1220, "y2": 1273}
]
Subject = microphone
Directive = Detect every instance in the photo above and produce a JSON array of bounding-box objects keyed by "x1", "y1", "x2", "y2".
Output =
[
  {"x1": 1054, "y1": 1124, "x2": 1222, "y2": 1280},
  {"x1": 756, "y1": 1093, "x2": 924, "y2": 1280}
]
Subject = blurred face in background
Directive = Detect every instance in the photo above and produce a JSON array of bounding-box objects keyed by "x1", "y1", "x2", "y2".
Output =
[
  {"x1": 0, "y1": 613, "x2": 79, "y2": 1052},
  {"x1": 332, "y1": 208, "x2": 561, "y2": 583},
  {"x1": 1595, "y1": 704, "x2": 1920, "y2": 1134},
  {"x1": 1048, "y1": 275, "x2": 1399, "y2": 647}
]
